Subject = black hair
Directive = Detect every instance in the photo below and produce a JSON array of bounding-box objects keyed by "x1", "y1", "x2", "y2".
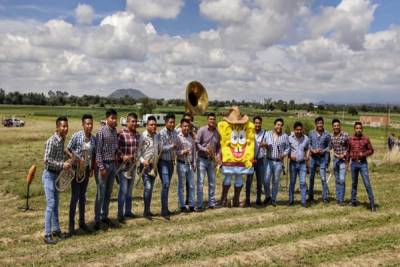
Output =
[
  {"x1": 274, "y1": 118, "x2": 284, "y2": 125},
  {"x1": 207, "y1": 112, "x2": 216, "y2": 118},
  {"x1": 181, "y1": 118, "x2": 191, "y2": 125},
  {"x1": 315, "y1": 116, "x2": 324, "y2": 124},
  {"x1": 165, "y1": 113, "x2": 175, "y2": 122},
  {"x1": 183, "y1": 112, "x2": 193, "y2": 120},
  {"x1": 105, "y1": 108, "x2": 117, "y2": 118},
  {"x1": 147, "y1": 116, "x2": 157, "y2": 123},
  {"x1": 253, "y1": 116, "x2": 262, "y2": 122},
  {"x1": 81, "y1": 114, "x2": 93, "y2": 123},
  {"x1": 56, "y1": 116, "x2": 68, "y2": 127},
  {"x1": 293, "y1": 121, "x2": 303, "y2": 129},
  {"x1": 332, "y1": 118, "x2": 341, "y2": 125},
  {"x1": 127, "y1": 112, "x2": 138, "y2": 120},
  {"x1": 354, "y1": 121, "x2": 363, "y2": 128}
]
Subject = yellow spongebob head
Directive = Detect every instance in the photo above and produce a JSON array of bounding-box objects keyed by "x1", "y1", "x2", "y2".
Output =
[{"x1": 218, "y1": 120, "x2": 255, "y2": 169}]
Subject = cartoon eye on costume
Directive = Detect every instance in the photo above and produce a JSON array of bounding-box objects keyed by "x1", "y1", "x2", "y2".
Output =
[
  {"x1": 238, "y1": 130, "x2": 246, "y2": 145},
  {"x1": 231, "y1": 130, "x2": 239, "y2": 144}
]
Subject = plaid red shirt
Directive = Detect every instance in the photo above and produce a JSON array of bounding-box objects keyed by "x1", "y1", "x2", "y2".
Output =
[
  {"x1": 348, "y1": 134, "x2": 374, "y2": 161},
  {"x1": 117, "y1": 128, "x2": 141, "y2": 163}
]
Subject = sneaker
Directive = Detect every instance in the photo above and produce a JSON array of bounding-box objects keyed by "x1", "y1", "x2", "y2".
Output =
[
  {"x1": 370, "y1": 204, "x2": 376, "y2": 212},
  {"x1": 93, "y1": 221, "x2": 101, "y2": 231},
  {"x1": 102, "y1": 218, "x2": 117, "y2": 227},
  {"x1": 79, "y1": 223, "x2": 92, "y2": 233},
  {"x1": 51, "y1": 230, "x2": 66, "y2": 240},
  {"x1": 196, "y1": 207, "x2": 205, "y2": 212},
  {"x1": 180, "y1": 207, "x2": 188, "y2": 213},
  {"x1": 124, "y1": 213, "x2": 137, "y2": 219},
  {"x1": 349, "y1": 202, "x2": 357, "y2": 207},
  {"x1": 44, "y1": 234, "x2": 57, "y2": 245},
  {"x1": 118, "y1": 216, "x2": 126, "y2": 224},
  {"x1": 189, "y1": 207, "x2": 195, "y2": 212}
]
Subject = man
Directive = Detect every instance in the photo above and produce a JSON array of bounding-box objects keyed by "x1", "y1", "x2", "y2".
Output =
[
  {"x1": 387, "y1": 133, "x2": 396, "y2": 151},
  {"x1": 264, "y1": 118, "x2": 289, "y2": 206},
  {"x1": 65, "y1": 114, "x2": 96, "y2": 236},
  {"x1": 176, "y1": 118, "x2": 196, "y2": 212},
  {"x1": 331, "y1": 119, "x2": 349, "y2": 205},
  {"x1": 245, "y1": 116, "x2": 267, "y2": 206},
  {"x1": 42, "y1": 116, "x2": 71, "y2": 244},
  {"x1": 308, "y1": 117, "x2": 331, "y2": 204},
  {"x1": 288, "y1": 122, "x2": 309, "y2": 207},
  {"x1": 139, "y1": 116, "x2": 159, "y2": 219},
  {"x1": 157, "y1": 113, "x2": 178, "y2": 219},
  {"x1": 116, "y1": 113, "x2": 141, "y2": 223},
  {"x1": 94, "y1": 109, "x2": 118, "y2": 229},
  {"x1": 196, "y1": 112, "x2": 221, "y2": 211},
  {"x1": 348, "y1": 122, "x2": 376, "y2": 211}
]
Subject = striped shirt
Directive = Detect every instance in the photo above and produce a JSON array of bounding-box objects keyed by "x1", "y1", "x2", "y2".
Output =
[
  {"x1": 158, "y1": 127, "x2": 178, "y2": 161},
  {"x1": 265, "y1": 131, "x2": 290, "y2": 160},
  {"x1": 67, "y1": 130, "x2": 96, "y2": 168},
  {"x1": 254, "y1": 129, "x2": 267, "y2": 159},
  {"x1": 176, "y1": 131, "x2": 196, "y2": 164},
  {"x1": 331, "y1": 131, "x2": 349, "y2": 156},
  {"x1": 44, "y1": 133, "x2": 65, "y2": 172},
  {"x1": 196, "y1": 126, "x2": 221, "y2": 159},
  {"x1": 139, "y1": 130, "x2": 159, "y2": 164},
  {"x1": 309, "y1": 129, "x2": 331, "y2": 154},
  {"x1": 96, "y1": 125, "x2": 118, "y2": 170},
  {"x1": 117, "y1": 128, "x2": 141, "y2": 163},
  {"x1": 288, "y1": 134, "x2": 309, "y2": 162}
]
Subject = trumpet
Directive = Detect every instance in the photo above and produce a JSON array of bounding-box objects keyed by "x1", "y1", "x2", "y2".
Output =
[
  {"x1": 207, "y1": 144, "x2": 221, "y2": 176},
  {"x1": 55, "y1": 158, "x2": 76, "y2": 192}
]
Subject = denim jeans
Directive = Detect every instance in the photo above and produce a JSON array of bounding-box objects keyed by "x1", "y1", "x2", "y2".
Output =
[
  {"x1": 333, "y1": 158, "x2": 346, "y2": 203},
  {"x1": 246, "y1": 158, "x2": 266, "y2": 203},
  {"x1": 142, "y1": 172, "x2": 156, "y2": 214},
  {"x1": 158, "y1": 159, "x2": 174, "y2": 213},
  {"x1": 117, "y1": 167, "x2": 136, "y2": 218},
  {"x1": 177, "y1": 161, "x2": 195, "y2": 208},
  {"x1": 69, "y1": 167, "x2": 90, "y2": 230},
  {"x1": 289, "y1": 161, "x2": 307, "y2": 205},
  {"x1": 224, "y1": 174, "x2": 243, "y2": 187},
  {"x1": 265, "y1": 160, "x2": 283, "y2": 204},
  {"x1": 351, "y1": 160, "x2": 375, "y2": 205},
  {"x1": 309, "y1": 154, "x2": 329, "y2": 201},
  {"x1": 197, "y1": 157, "x2": 216, "y2": 208},
  {"x1": 95, "y1": 162, "x2": 116, "y2": 222},
  {"x1": 42, "y1": 169, "x2": 61, "y2": 235}
]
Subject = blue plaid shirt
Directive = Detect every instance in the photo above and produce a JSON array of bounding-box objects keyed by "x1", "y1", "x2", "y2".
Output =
[
  {"x1": 44, "y1": 133, "x2": 65, "y2": 172},
  {"x1": 96, "y1": 125, "x2": 118, "y2": 170},
  {"x1": 67, "y1": 130, "x2": 96, "y2": 168},
  {"x1": 158, "y1": 127, "x2": 178, "y2": 162},
  {"x1": 308, "y1": 129, "x2": 331, "y2": 154},
  {"x1": 264, "y1": 131, "x2": 290, "y2": 160}
]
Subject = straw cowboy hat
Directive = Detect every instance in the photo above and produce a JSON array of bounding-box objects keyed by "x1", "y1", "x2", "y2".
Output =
[{"x1": 223, "y1": 106, "x2": 249, "y2": 124}]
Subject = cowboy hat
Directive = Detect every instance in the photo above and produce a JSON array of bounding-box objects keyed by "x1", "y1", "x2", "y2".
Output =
[{"x1": 223, "y1": 106, "x2": 249, "y2": 124}]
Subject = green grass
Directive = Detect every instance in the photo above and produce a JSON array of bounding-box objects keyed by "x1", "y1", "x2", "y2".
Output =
[{"x1": 0, "y1": 105, "x2": 399, "y2": 266}]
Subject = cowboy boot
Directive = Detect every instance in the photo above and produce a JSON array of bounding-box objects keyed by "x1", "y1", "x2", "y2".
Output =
[
  {"x1": 219, "y1": 184, "x2": 230, "y2": 207},
  {"x1": 233, "y1": 186, "x2": 243, "y2": 207}
]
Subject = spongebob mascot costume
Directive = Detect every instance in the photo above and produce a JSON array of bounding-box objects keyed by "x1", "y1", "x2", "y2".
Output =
[{"x1": 218, "y1": 106, "x2": 255, "y2": 207}]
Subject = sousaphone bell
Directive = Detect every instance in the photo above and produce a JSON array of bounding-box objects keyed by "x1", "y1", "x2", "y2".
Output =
[{"x1": 185, "y1": 81, "x2": 208, "y2": 115}]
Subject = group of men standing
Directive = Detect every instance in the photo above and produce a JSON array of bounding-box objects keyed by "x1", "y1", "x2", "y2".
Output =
[{"x1": 41, "y1": 109, "x2": 376, "y2": 245}]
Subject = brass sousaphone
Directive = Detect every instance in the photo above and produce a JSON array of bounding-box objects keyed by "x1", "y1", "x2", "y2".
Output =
[{"x1": 185, "y1": 81, "x2": 208, "y2": 115}]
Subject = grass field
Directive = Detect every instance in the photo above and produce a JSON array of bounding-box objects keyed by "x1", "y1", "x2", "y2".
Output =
[{"x1": 0, "y1": 105, "x2": 399, "y2": 266}]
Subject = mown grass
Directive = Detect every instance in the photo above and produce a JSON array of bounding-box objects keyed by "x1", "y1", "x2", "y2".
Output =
[{"x1": 0, "y1": 106, "x2": 399, "y2": 266}]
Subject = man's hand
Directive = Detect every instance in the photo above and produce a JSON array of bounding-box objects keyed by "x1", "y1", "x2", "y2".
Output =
[
  {"x1": 290, "y1": 155, "x2": 296, "y2": 161},
  {"x1": 143, "y1": 160, "x2": 150, "y2": 168},
  {"x1": 183, "y1": 149, "x2": 190, "y2": 156},
  {"x1": 63, "y1": 162, "x2": 72, "y2": 170},
  {"x1": 100, "y1": 168, "x2": 108, "y2": 178},
  {"x1": 122, "y1": 155, "x2": 130, "y2": 162},
  {"x1": 260, "y1": 141, "x2": 268, "y2": 149}
]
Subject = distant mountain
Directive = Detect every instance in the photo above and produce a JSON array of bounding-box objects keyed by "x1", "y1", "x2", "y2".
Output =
[{"x1": 108, "y1": 88, "x2": 147, "y2": 99}]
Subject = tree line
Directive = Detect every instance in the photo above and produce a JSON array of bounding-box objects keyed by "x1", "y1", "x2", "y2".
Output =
[{"x1": 0, "y1": 89, "x2": 398, "y2": 115}]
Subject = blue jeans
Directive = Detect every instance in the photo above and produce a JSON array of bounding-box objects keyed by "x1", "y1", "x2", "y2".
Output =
[
  {"x1": 224, "y1": 174, "x2": 243, "y2": 187},
  {"x1": 177, "y1": 161, "x2": 195, "y2": 208},
  {"x1": 142, "y1": 171, "x2": 156, "y2": 214},
  {"x1": 246, "y1": 158, "x2": 266, "y2": 203},
  {"x1": 351, "y1": 160, "x2": 375, "y2": 205},
  {"x1": 117, "y1": 167, "x2": 136, "y2": 218},
  {"x1": 42, "y1": 169, "x2": 61, "y2": 235},
  {"x1": 265, "y1": 160, "x2": 283, "y2": 204},
  {"x1": 95, "y1": 162, "x2": 116, "y2": 222},
  {"x1": 158, "y1": 159, "x2": 174, "y2": 213},
  {"x1": 289, "y1": 161, "x2": 307, "y2": 205},
  {"x1": 309, "y1": 154, "x2": 329, "y2": 201},
  {"x1": 69, "y1": 167, "x2": 89, "y2": 230},
  {"x1": 333, "y1": 158, "x2": 346, "y2": 203},
  {"x1": 197, "y1": 157, "x2": 216, "y2": 208}
]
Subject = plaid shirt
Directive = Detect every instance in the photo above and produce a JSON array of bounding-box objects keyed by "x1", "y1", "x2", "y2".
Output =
[
  {"x1": 117, "y1": 128, "x2": 141, "y2": 163},
  {"x1": 176, "y1": 131, "x2": 196, "y2": 164},
  {"x1": 96, "y1": 125, "x2": 118, "y2": 170},
  {"x1": 44, "y1": 133, "x2": 65, "y2": 172},
  {"x1": 158, "y1": 127, "x2": 178, "y2": 162},
  {"x1": 348, "y1": 134, "x2": 374, "y2": 161},
  {"x1": 265, "y1": 131, "x2": 290, "y2": 160},
  {"x1": 254, "y1": 129, "x2": 267, "y2": 159},
  {"x1": 67, "y1": 130, "x2": 96, "y2": 168},
  {"x1": 309, "y1": 129, "x2": 331, "y2": 154},
  {"x1": 288, "y1": 134, "x2": 309, "y2": 162},
  {"x1": 196, "y1": 126, "x2": 221, "y2": 159},
  {"x1": 331, "y1": 131, "x2": 349, "y2": 157}
]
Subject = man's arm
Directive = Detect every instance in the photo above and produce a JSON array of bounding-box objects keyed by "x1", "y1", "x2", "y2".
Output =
[{"x1": 44, "y1": 139, "x2": 64, "y2": 170}]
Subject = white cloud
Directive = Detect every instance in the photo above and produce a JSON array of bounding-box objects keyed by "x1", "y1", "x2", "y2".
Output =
[
  {"x1": 126, "y1": 0, "x2": 184, "y2": 19},
  {"x1": 200, "y1": 0, "x2": 250, "y2": 24},
  {"x1": 75, "y1": 3, "x2": 95, "y2": 25}
]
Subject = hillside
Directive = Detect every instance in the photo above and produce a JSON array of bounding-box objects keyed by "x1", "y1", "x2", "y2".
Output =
[{"x1": 108, "y1": 88, "x2": 147, "y2": 99}]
